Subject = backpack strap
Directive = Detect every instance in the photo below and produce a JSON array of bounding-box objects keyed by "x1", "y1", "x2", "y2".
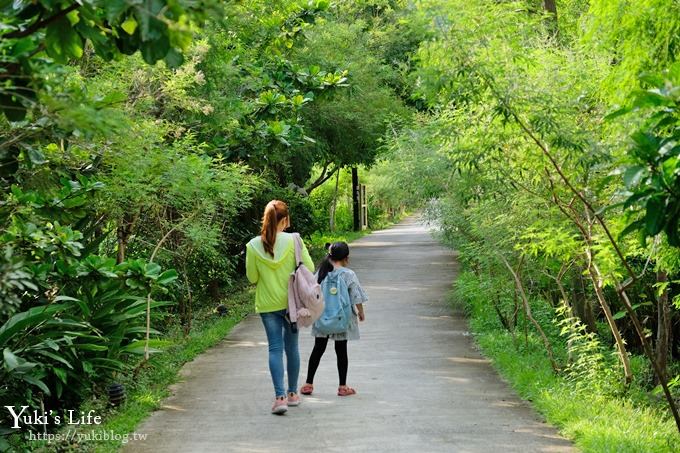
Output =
[{"x1": 292, "y1": 233, "x2": 303, "y2": 268}]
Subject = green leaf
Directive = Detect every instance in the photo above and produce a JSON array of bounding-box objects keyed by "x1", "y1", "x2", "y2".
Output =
[
  {"x1": 121, "y1": 339, "x2": 167, "y2": 355},
  {"x1": 0, "y1": 304, "x2": 66, "y2": 347},
  {"x1": 604, "y1": 106, "x2": 631, "y2": 121},
  {"x1": 53, "y1": 367, "x2": 68, "y2": 384},
  {"x1": 164, "y1": 48, "x2": 184, "y2": 69},
  {"x1": 125, "y1": 278, "x2": 145, "y2": 289},
  {"x1": 157, "y1": 269, "x2": 178, "y2": 285},
  {"x1": 45, "y1": 17, "x2": 83, "y2": 63},
  {"x1": 89, "y1": 358, "x2": 126, "y2": 371},
  {"x1": 54, "y1": 295, "x2": 80, "y2": 303},
  {"x1": 144, "y1": 262, "x2": 162, "y2": 278},
  {"x1": 105, "y1": 0, "x2": 130, "y2": 22},
  {"x1": 3, "y1": 348, "x2": 19, "y2": 370},
  {"x1": 37, "y1": 350, "x2": 73, "y2": 369},
  {"x1": 622, "y1": 165, "x2": 645, "y2": 188},
  {"x1": 121, "y1": 16, "x2": 138, "y2": 35},
  {"x1": 82, "y1": 361, "x2": 94, "y2": 375},
  {"x1": 137, "y1": 4, "x2": 166, "y2": 40},
  {"x1": 632, "y1": 88, "x2": 673, "y2": 109},
  {"x1": 76, "y1": 344, "x2": 108, "y2": 352},
  {"x1": 645, "y1": 197, "x2": 665, "y2": 235},
  {"x1": 125, "y1": 327, "x2": 161, "y2": 336},
  {"x1": 43, "y1": 318, "x2": 90, "y2": 329},
  {"x1": 11, "y1": 37, "x2": 37, "y2": 57},
  {"x1": 613, "y1": 310, "x2": 626, "y2": 320},
  {"x1": 619, "y1": 219, "x2": 645, "y2": 239},
  {"x1": 66, "y1": 10, "x2": 80, "y2": 26},
  {"x1": 631, "y1": 132, "x2": 661, "y2": 161},
  {"x1": 21, "y1": 375, "x2": 50, "y2": 395},
  {"x1": 623, "y1": 189, "x2": 654, "y2": 209},
  {"x1": 77, "y1": 22, "x2": 117, "y2": 59},
  {"x1": 140, "y1": 35, "x2": 170, "y2": 64},
  {"x1": 666, "y1": 211, "x2": 680, "y2": 247}
]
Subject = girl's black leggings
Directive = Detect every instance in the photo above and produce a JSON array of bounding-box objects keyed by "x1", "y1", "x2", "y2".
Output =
[{"x1": 305, "y1": 337, "x2": 348, "y2": 386}]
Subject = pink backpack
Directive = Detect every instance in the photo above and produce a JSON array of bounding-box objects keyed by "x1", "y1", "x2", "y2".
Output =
[{"x1": 287, "y1": 233, "x2": 324, "y2": 329}]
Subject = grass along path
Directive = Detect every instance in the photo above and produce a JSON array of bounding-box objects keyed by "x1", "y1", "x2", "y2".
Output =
[
  {"x1": 21, "y1": 229, "x2": 373, "y2": 453},
  {"x1": 24, "y1": 288, "x2": 253, "y2": 453},
  {"x1": 454, "y1": 271, "x2": 680, "y2": 453}
]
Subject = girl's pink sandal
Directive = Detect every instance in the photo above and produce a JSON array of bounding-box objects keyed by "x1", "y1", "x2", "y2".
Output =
[
  {"x1": 300, "y1": 383, "x2": 314, "y2": 395},
  {"x1": 337, "y1": 386, "x2": 356, "y2": 397}
]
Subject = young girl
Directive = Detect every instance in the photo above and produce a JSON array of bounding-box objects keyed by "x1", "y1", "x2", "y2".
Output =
[{"x1": 300, "y1": 241, "x2": 368, "y2": 397}]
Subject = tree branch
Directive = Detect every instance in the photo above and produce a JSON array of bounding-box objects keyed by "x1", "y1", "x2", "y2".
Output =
[
  {"x1": 499, "y1": 254, "x2": 560, "y2": 372},
  {"x1": 3, "y1": 4, "x2": 81, "y2": 40},
  {"x1": 481, "y1": 72, "x2": 636, "y2": 281},
  {"x1": 305, "y1": 163, "x2": 340, "y2": 194},
  {"x1": 144, "y1": 210, "x2": 199, "y2": 360}
]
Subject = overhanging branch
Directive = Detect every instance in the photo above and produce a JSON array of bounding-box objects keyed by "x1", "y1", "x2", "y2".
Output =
[
  {"x1": 305, "y1": 162, "x2": 340, "y2": 194},
  {"x1": 2, "y1": 3, "x2": 81, "y2": 40}
]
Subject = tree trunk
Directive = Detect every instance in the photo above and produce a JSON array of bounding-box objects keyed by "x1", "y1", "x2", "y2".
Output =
[
  {"x1": 501, "y1": 255, "x2": 559, "y2": 372},
  {"x1": 497, "y1": 90, "x2": 680, "y2": 432},
  {"x1": 511, "y1": 280, "x2": 520, "y2": 330},
  {"x1": 116, "y1": 228, "x2": 127, "y2": 264},
  {"x1": 542, "y1": 1, "x2": 559, "y2": 37},
  {"x1": 182, "y1": 267, "x2": 193, "y2": 337},
  {"x1": 352, "y1": 167, "x2": 360, "y2": 231},
  {"x1": 543, "y1": 0, "x2": 557, "y2": 15},
  {"x1": 116, "y1": 211, "x2": 139, "y2": 264},
  {"x1": 656, "y1": 271, "x2": 671, "y2": 384},
  {"x1": 588, "y1": 262, "x2": 633, "y2": 384},
  {"x1": 329, "y1": 169, "x2": 340, "y2": 232},
  {"x1": 207, "y1": 280, "x2": 221, "y2": 302},
  {"x1": 571, "y1": 266, "x2": 598, "y2": 333}
]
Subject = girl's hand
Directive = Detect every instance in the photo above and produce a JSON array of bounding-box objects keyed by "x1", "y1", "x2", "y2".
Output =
[{"x1": 359, "y1": 311, "x2": 365, "y2": 322}]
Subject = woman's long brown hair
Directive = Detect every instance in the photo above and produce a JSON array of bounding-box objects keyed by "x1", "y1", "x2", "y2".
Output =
[{"x1": 261, "y1": 200, "x2": 289, "y2": 257}]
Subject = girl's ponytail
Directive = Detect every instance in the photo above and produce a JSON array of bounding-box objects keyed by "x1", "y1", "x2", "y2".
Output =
[
  {"x1": 261, "y1": 200, "x2": 289, "y2": 257},
  {"x1": 317, "y1": 241, "x2": 350, "y2": 283},
  {"x1": 317, "y1": 243, "x2": 335, "y2": 284}
]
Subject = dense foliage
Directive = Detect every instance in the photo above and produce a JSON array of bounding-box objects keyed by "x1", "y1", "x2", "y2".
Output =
[
  {"x1": 3, "y1": 0, "x2": 680, "y2": 450},
  {"x1": 369, "y1": 0, "x2": 680, "y2": 448},
  {"x1": 0, "y1": 1, "x2": 412, "y2": 448}
]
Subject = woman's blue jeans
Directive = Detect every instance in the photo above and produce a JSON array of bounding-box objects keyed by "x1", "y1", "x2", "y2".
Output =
[{"x1": 260, "y1": 309, "x2": 299, "y2": 397}]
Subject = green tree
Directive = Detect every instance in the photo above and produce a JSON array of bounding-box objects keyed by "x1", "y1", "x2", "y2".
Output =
[{"x1": 0, "y1": 0, "x2": 217, "y2": 121}]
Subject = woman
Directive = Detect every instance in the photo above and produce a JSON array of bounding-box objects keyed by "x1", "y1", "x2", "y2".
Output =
[{"x1": 245, "y1": 200, "x2": 314, "y2": 415}]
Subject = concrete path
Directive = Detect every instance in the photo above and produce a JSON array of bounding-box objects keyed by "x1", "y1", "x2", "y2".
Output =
[{"x1": 125, "y1": 217, "x2": 574, "y2": 453}]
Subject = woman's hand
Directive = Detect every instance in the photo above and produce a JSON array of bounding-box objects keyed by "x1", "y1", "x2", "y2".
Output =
[{"x1": 357, "y1": 304, "x2": 365, "y2": 322}]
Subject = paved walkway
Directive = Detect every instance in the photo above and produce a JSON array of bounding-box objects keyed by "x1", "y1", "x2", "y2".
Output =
[{"x1": 126, "y1": 217, "x2": 574, "y2": 452}]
